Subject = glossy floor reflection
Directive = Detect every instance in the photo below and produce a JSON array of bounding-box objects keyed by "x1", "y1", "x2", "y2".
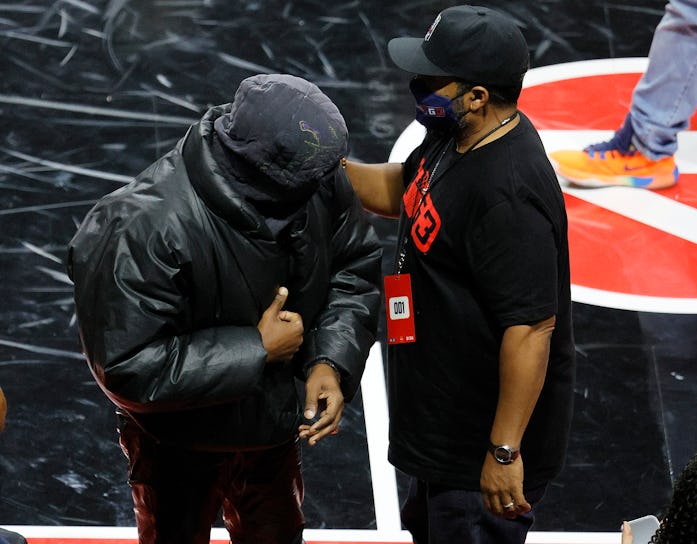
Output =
[{"x1": 1, "y1": 0, "x2": 696, "y2": 536}]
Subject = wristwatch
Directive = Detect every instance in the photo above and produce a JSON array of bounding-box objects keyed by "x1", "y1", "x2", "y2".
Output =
[{"x1": 488, "y1": 442, "x2": 520, "y2": 464}]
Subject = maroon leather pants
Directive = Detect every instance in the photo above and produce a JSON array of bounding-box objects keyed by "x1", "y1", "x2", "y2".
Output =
[{"x1": 118, "y1": 418, "x2": 304, "y2": 544}]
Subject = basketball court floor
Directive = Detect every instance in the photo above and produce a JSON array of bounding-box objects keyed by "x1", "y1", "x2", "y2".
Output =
[{"x1": 1, "y1": 1, "x2": 696, "y2": 543}]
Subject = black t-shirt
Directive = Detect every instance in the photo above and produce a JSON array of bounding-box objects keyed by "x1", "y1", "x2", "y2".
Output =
[{"x1": 387, "y1": 113, "x2": 575, "y2": 490}]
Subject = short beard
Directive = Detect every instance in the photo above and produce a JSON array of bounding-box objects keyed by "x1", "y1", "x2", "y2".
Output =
[{"x1": 452, "y1": 99, "x2": 471, "y2": 134}]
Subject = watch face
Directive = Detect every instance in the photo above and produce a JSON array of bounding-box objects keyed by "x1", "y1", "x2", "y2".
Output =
[
  {"x1": 494, "y1": 446, "x2": 513, "y2": 464},
  {"x1": 489, "y1": 442, "x2": 519, "y2": 464}
]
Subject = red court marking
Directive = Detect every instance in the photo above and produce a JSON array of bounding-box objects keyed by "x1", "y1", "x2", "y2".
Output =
[
  {"x1": 24, "y1": 541, "x2": 280, "y2": 544},
  {"x1": 518, "y1": 68, "x2": 697, "y2": 303},
  {"x1": 25, "y1": 541, "x2": 410, "y2": 544},
  {"x1": 26, "y1": 540, "x2": 136, "y2": 544},
  {"x1": 519, "y1": 73, "x2": 697, "y2": 131},
  {"x1": 564, "y1": 176, "x2": 697, "y2": 298},
  {"x1": 659, "y1": 173, "x2": 697, "y2": 208}
]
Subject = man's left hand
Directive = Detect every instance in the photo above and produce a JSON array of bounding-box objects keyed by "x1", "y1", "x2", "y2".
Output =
[
  {"x1": 480, "y1": 452, "x2": 531, "y2": 519},
  {"x1": 298, "y1": 363, "x2": 343, "y2": 446}
]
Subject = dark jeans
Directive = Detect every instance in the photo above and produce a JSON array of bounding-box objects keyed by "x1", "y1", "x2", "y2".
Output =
[
  {"x1": 118, "y1": 418, "x2": 304, "y2": 544},
  {"x1": 401, "y1": 477, "x2": 547, "y2": 544}
]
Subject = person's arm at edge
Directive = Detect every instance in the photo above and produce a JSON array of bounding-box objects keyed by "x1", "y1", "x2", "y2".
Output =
[
  {"x1": 480, "y1": 314, "x2": 556, "y2": 518},
  {"x1": 0, "y1": 386, "x2": 6, "y2": 433},
  {"x1": 343, "y1": 160, "x2": 404, "y2": 218}
]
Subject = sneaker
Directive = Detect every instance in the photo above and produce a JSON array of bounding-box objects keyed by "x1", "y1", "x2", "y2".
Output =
[{"x1": 549, "y1": 117, "x2": 679, "y2": 189}]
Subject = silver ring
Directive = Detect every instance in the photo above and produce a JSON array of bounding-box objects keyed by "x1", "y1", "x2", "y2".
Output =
[{"x1": 503, "y1": 501, "x2": 515, "y2": 509}]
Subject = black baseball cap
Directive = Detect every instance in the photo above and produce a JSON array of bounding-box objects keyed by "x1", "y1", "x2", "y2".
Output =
[{"x1": 388, "y1": 5, "x2": 529, "y2": 87}]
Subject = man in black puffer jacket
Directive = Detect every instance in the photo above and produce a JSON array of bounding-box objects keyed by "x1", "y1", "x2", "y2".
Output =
[{"x1": 67, "y1": 74, "x2": 382, "y2": 544}]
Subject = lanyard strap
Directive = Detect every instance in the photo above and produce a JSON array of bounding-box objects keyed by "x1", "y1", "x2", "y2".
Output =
[{"x1": 395, "y1": 111, "x2": 519, "y2": 274}]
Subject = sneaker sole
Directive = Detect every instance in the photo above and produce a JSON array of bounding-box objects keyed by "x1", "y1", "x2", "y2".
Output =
[{"x1": 551, "y1": 162, "x2": 678, "y2": 190}]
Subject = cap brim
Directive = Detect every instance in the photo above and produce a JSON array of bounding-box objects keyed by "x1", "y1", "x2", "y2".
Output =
[{"x1": 387, "y1": 37, "x2": 450, "y2": 76}]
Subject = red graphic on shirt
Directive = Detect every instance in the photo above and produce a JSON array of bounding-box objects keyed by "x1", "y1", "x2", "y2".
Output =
[
  {"x1": 411, "y1": 194, "x2": 441, "y2": 252},
  {"x1": 403, "y1": 157, "x2": 429, "y2": 217},
  {"x1": 402, "y1": 157, "x2": 441, "y2": 252}
]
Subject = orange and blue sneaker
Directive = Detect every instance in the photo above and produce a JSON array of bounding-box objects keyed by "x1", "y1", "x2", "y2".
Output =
[{"x1": 549, "y1": 118, "x2": 679, "y2": 190}]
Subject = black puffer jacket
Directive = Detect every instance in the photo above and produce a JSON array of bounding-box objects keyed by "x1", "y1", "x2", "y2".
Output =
[{"x1": 67, "y1": 75, "x2": 382, "y2": 450}]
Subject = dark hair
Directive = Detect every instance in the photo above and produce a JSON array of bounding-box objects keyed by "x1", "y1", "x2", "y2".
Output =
[
  {"x1": 454, "y1": 80, "x2": 522, "y2": 106},
  {"x1": 649, "y1": 452, "x2": 697, "y2": 543}
]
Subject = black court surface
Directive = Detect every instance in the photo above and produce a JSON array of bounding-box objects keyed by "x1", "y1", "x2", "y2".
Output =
[{"x1": 1, "y1": 1, "x2": 696, "y2": 542}]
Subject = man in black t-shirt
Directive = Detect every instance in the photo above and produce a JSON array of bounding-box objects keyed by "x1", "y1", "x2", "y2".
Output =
[{"x1": 344, "y1": 5, "x2": 575, "y2": 544}]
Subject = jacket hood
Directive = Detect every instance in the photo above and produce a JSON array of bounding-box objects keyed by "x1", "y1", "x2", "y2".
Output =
[{"x1": 213, "y1": 73, "x2": 348, "y2": 207}]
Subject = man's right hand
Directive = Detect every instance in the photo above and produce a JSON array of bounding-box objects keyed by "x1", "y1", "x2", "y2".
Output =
[{"x1": 257, "y1": 287, "x2": 304, "y2": 362}]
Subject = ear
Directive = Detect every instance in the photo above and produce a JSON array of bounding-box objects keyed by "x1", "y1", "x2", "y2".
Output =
[{"x1": 469, "y1": 86, "x2": 490, "y2": 111}]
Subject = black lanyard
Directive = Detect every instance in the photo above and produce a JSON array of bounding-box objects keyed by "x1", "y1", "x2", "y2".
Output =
[{"x1": 395, "y1": 111, "x2": 519, "y2": 274}]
